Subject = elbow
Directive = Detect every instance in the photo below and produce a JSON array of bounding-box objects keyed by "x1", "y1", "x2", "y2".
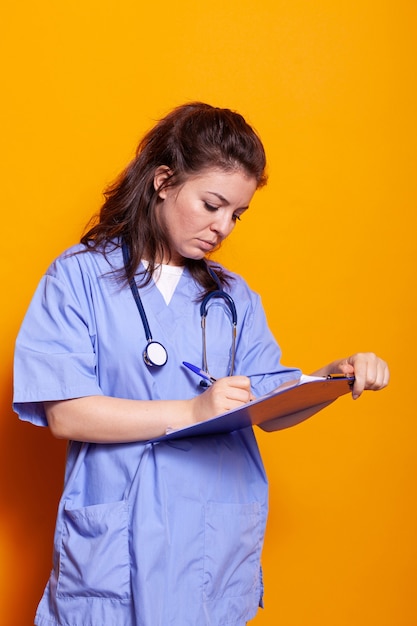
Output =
[
  {"x1": 44, "y1": 401, "x2": 73, "y2": 440},
  {"x1": 49, "y1": 425, "x2": 69, "y2": 440}
]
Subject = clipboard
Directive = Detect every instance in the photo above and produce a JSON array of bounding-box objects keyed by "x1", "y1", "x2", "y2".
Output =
[{"x1": 151, "y1": 375, "x2": 354, "y2": 442}]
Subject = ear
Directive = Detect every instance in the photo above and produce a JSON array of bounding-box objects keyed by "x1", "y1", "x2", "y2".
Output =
[{"x1": 153, "y1": 165, "x2": 173, "y2": 199}]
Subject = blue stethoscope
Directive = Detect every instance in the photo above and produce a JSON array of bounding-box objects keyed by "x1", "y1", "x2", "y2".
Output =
[{"x1": 122, "y1": 242, "x2": 237, "y2": 378}]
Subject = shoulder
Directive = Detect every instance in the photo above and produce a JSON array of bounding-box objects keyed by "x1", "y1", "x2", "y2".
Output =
[
  {"x1": 207, "y1": 261, "x2": 262, "y2": 321},
  {"x1": 208, "y1": 261, "x2": 257, "y2": 298},
  {"x1": 45, "y1": 241, "x2": 123, "y2": 282}
]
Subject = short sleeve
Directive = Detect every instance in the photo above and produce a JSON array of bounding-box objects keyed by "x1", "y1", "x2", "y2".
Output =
[
  {"x1": 238, "y1": 291, "x2": 301, "y2": 396},
  {"x1": 13, "y1": 255, "x2": 103, "y2": 426}
]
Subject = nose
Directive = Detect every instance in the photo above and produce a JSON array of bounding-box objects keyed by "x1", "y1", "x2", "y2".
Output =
[{"x1": 210, "y1": 211, "x2": 235, "y2": 239}]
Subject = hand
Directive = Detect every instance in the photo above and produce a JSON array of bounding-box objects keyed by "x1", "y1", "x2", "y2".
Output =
[
  {"x1": 190, "y1": 376, "x2": 253, "y2": 423},
  {"x1": 332, "y1": 352, "x2": 390, "y2": 400}
]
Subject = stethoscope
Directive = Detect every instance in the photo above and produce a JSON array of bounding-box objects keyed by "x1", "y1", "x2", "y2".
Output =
[{"x1": 122, "y1": 242, "x2": 237, "y2": 377}]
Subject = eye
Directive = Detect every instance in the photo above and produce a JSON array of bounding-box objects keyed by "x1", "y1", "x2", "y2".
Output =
[
  {"x1": 232, "y1": 214, "x2": 242, "y2": 222},
  {"x1": 204, "y1": 202, "x2": 219, "y2": 212}
]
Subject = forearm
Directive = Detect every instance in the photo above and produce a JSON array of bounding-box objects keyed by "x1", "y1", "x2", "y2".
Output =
[
  {"x1": 311, "y1": 359, "x2": 346, "y2": 377},
  {"x1": 44, "y1": 376, "x2": 254, "y2": 443},
  {"x1": 44, "y1": 395, "x2": 194, "y2": 443}
]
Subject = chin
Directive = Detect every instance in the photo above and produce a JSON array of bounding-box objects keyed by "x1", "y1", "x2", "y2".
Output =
[{"x1": 183, "y1": 250, "x2": 207, "y2": 261}]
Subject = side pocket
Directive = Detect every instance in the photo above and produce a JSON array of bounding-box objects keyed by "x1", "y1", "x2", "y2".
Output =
[
  {"x1": 203, "y1": 501, "x2": 262, "y2": 601},
  {"x1": 57, "y1": 500, "x2": 130, "y2": 599}
]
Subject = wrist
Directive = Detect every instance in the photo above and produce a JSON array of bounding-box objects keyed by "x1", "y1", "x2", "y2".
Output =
[{"x1": 311, "y1": 359, "x2": 346, "y2": 378}]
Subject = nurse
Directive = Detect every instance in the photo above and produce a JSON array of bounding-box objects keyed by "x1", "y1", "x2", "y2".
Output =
[{"x1": 13, "y1": 102, "x2": 389, "y2": 626}]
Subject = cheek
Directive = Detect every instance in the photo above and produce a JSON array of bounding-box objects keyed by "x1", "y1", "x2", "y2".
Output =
[
  {"x1": 226, "y1": 221, "x2": 236, "y2": 236},
  {"x1": 163, "y1": 193, "x2": 205, "y2": 238},
  {"x1": 176, "y1": 206, "x2": 204, "y2": 232}
]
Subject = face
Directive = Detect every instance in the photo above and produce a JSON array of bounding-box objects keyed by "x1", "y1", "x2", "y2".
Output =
[{"x1": 154, "y1": 168, "x2": 258, "y2": 265}]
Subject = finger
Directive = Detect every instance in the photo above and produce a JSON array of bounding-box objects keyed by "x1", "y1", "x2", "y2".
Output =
[
  {"x1": 227, "y1": 375, "x2": 252, "y2": 390},
  {"x1": 208, "y1": 378, "x2": 252, "y2": 409},
  {"x1": 224, "y1": 385, "x2": 252, "y2": 404},
  {"x1": 368, "y1": 360, "x2": 390, "y2": 390},
  {"x1": 383, "y1": 364, "x2": 390, "y2": 387},
  {"x1": 216, "y1": 376, "x2": 252, "y2": 395},
  {"x1": 349, "y1": 354, "x2": 389, "y2": 397},
  {"x1": 348, "y1": 355, "x2": 368, "y2": 399}
]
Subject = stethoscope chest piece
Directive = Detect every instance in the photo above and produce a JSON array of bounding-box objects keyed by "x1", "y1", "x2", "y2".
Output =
[{"x1": 143, "y1": 340, "x2": 168, "y2": 367}]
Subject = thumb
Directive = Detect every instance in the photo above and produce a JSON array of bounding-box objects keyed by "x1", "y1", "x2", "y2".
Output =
[{"x1": 339, "y1": 359, "x2": 355, "y2": 377}]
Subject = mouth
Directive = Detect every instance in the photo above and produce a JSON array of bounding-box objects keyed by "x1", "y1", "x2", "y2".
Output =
[{"x1": 197, "y1": 239, "x2": 217, "y2": 251}]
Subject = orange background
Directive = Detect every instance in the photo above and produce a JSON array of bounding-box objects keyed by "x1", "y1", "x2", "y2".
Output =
[{"x1": 1, "y1": 1, "x2": 416, "y2": 624}]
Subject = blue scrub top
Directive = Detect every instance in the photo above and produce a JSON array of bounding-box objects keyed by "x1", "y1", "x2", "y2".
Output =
[{"x1": 13, "y1": 242, "x2": 300, "y2": 626}]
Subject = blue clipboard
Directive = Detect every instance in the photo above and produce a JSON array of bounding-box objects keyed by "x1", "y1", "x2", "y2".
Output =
[{"x1": 151, "y1": 375, "x2": 354, "y2": 442}]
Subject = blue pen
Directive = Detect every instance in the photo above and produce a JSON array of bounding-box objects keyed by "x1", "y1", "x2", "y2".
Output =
[{"x1": 182, "y1": 361, "x2": 217, "y2": 384}]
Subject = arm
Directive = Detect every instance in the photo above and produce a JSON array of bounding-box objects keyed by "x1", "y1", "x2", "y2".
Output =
[
  {"x1": 259, "y1": 352, "x2": 389, "y2": 432},
  {"x1": 44, "y1": 375, "x2": 253, "y2": 443}
]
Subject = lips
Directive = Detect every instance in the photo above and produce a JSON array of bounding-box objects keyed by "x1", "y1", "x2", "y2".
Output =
[{"x1": 197, "y1": 239, "x2": 217, "y2": 251}]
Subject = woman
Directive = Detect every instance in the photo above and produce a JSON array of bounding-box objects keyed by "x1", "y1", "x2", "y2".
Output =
[{"x1": 13, "y1": 102, "x2": 389, "y2": 625}]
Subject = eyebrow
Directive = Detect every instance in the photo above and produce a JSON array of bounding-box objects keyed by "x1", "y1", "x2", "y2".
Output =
[{"x1": 206, "y1": 191, "x2": 250, "y2": 211}]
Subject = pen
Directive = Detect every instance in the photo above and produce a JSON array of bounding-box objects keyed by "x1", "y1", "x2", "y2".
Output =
[{"x1": 182, "y1": 361, "x2": 217, "y2": 384}]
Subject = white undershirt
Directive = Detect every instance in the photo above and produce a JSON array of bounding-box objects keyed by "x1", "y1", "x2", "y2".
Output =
[{"x1": 142, "y1": 260, "x2": 184, "y2": 305}]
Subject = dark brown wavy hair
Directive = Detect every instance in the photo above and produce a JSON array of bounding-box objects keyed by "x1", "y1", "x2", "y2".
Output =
[{"x1": 81, "y1": 102, "x2": 267, "y2": 292}]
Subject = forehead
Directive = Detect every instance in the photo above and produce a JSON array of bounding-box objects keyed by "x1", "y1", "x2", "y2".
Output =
[{"x1": 183, "y1": 168, "x2": 258, "y2": 197}]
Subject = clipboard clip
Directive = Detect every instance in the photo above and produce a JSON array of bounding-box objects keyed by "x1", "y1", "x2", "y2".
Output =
[{"x1": 327, "y1": 374, "x2": 355, "y2": 386}]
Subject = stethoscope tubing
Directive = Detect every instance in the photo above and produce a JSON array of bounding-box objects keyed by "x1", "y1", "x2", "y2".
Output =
[
  {"x1": 122, "y1": 241, "x2": 237, "y2": 373},
  {"x1": 122, "y1": 242, "x2": 153, "y2": 342}
]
